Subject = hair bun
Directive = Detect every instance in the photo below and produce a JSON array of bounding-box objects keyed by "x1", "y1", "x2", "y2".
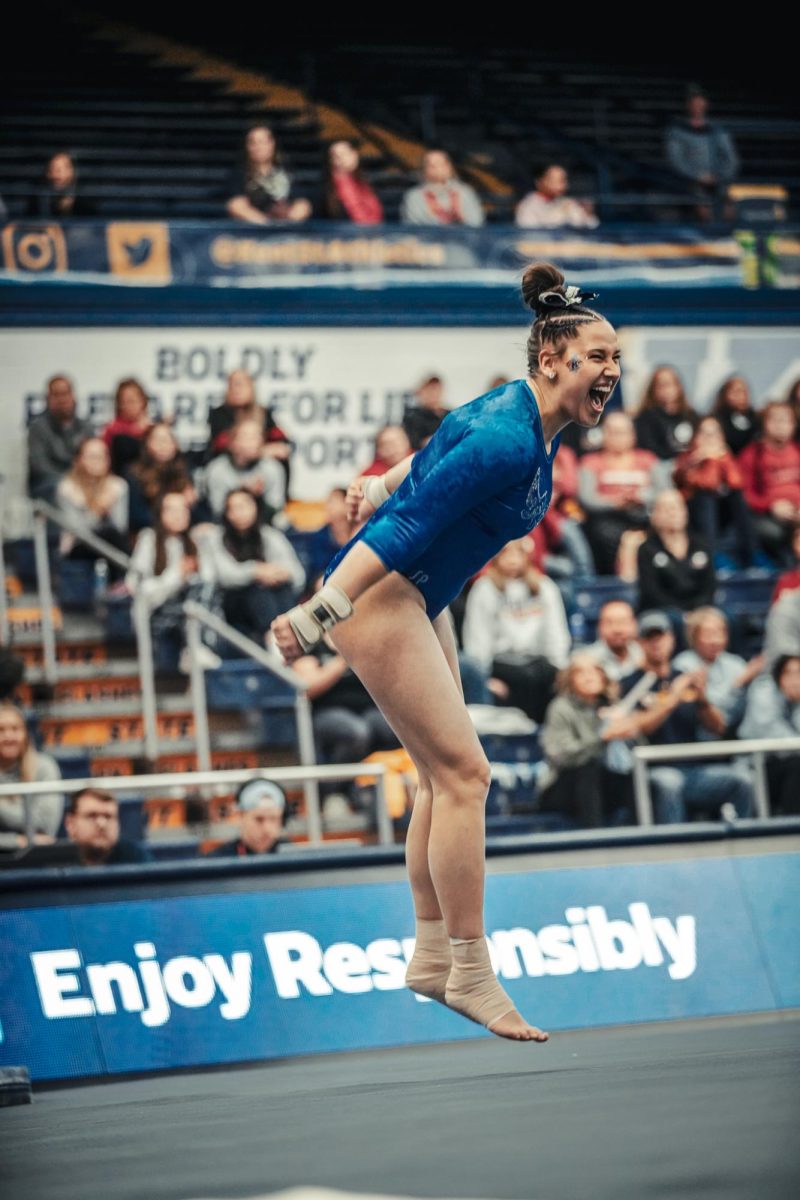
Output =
[{"x1": 521, "y1": 261, "x2": 566, "y2": 314}]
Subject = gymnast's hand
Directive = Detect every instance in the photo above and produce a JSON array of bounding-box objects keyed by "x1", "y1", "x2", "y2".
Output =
[
  {"x1": 270, "y1": 613, "x2": 304, "y2": 663},
  {"x1": 346, "y1": 477, "x2": 377, "y2": 525}
]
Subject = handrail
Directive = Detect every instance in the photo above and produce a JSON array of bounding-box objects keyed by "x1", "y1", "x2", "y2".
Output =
[
  {"x1": 0, "y1": 477, "x2": 9, "y2": 647},
  {"x1": 631, "y1": 736, "x2": 800, "y2": 825},
  {"x1": 184, "y1": 600, "x2": 362, "y2": 845},
  {"x1": 30, "y1": 498, "x2": 132, "y2": 688},
  {"x1": 0, "y1": 763, "x2": 391, "y2": 849}
]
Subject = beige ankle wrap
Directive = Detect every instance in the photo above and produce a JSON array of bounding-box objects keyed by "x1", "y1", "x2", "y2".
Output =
[
  {"x1": 445, "y1": 936, "x2": 517, "y2": 1030},
  {"x1": 405, "y1": 918, "x2": 452, "y2": 1003}
]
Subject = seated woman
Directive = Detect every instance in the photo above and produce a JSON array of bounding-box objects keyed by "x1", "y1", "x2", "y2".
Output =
[
  {"x1": 126, "y1": 491, "x2": 220, "y2": 673},
  {"x1": 634, "y1": 366, "x2": 698, "y2": 461},
  {"x1": 578, "y1": 410, "x2": 659, "y2": 575},
  {"x1": 537, "y1": 652, "x2": 638, "y2": 828},
  {"x1": 712, "y1": 375, "x2": 760, "y2": 456},
  {"x1": 740, "y1": 654, "x2": 800, "y2": 815},
  {"x1": 101, "y1": 378, "x2": 152, "y2": 475},
  {"x1": 673, "y1": 415, "x2": 755, "y2": 566},
  {"x1": 126, "y1": 422, "x2": 196, "y2": 533},
  {"x1": 55, "y1": 437, "x2": 129, "y2": 577},
  {"x1": 360, "y1": 425, "x2": 413, "y2": 477},
  {"x1": 462, "y1": 537, "x2": 571, "y2": 723},
  {"x1": 738, "y1": 401, "x2": 800, "y2": 566},
  {"x1": 636, "y1": 490, "x2": 716, "y2": 625},
  {"x1": 206, "y1": 369, "x2": 291, "y2": 465},
  {"x1": 225, "y1": 124, "x2": 311, "y2": 225},
  {"x1": 0, "y1": 703, "x2": 63, "y2": 853},
  {"x1": 673, "y1": 606, "x2": 756, "y2": 737},
  {"x1": 316, "y1": 139, "x2": 384, "y2": 224},
  {"x1": 203, "y1": 418, "x2": 287, "y2": 520},
  {"x1": 208, "y1": 489, "x2": 305, "y2": 643}
]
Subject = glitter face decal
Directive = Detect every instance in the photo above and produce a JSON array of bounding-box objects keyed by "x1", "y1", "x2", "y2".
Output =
[{"x1": 568, "y1": 355, "x2": 582, "y2": 373}]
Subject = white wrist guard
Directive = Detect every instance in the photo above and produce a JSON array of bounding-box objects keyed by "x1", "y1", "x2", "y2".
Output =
[
  {"x1": 287, "y1": 582, "x2": 355, "y2": 652},
  {"x1": 362, "y1": 474, "x2": 391, "y2": 509}
]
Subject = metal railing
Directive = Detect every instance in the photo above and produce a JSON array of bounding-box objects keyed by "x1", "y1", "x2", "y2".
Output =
[
  {"x1": 631, "y1": 736, "x2": 800, "y2": 825},
  {"x1": 0, "y1": 764, "x2": 392, "y2": 849},
  {"x1": 182, "y1": 600, "x2": 335, "y2": 843}
]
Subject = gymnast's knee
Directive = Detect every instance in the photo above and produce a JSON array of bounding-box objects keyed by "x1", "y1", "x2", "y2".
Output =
[{"x1": 432, "y1": 753, "x2": 492, "y2": 803}]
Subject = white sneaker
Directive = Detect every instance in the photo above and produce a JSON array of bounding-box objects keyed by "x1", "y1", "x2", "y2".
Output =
[{"x1": 179, "y1": 645, "x2": 221, "y2": 674}]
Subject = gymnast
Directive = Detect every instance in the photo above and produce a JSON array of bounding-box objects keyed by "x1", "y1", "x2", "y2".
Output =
[{"x1": 271, "y1": 262, "x2": 621, "y2": 1041}]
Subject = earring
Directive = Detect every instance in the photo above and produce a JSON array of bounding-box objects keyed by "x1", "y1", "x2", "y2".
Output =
[{"x1": 548, "y1": 371, "x2": 556, "y2": 380}]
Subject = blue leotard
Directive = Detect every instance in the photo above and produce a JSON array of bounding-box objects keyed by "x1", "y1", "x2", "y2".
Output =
[{"x1": 324, "y1": 378, "x2": 560, "y2": 619}]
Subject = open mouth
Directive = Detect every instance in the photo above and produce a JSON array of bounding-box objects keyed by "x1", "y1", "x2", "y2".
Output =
[{"x1": 589, "y1": 383, "x2": 615, "y2": 413}]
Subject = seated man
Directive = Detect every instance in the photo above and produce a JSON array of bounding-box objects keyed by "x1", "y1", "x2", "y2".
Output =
[
  {"x1": 27, "y1": 375, "x2": 90, "y2": 500},
  {"x1": 587, "y1": 600, "x2": 643, "y2": 682},
  {"x1": 620, "y1": 611, "x2": 753, "y2": 823},
  {"x1": 65, "y1": 787, "x2": 151, "y2": 866},
  {"x1": 205, "y1": 779, "x2": 288, "y2": 858}
]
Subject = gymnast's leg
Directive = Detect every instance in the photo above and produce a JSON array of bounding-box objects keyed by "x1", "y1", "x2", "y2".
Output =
[{"x1": 330, "y1": 576, "x2": 547, "y2": 1042}]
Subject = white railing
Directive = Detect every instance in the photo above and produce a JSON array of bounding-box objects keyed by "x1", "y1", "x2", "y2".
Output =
[
  {"x1": 631, "y1": 736, "x2": 800, "y2": 824},
  {"x1": 0, "y1": 763, "x2": 393, "y2": 849}
]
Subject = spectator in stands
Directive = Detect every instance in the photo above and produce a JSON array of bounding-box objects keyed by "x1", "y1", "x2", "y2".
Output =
[
  {"x1": 739, "y1": 401, "x2": 800, "y2": 565},
  {"x1": 27, "y1": 151, "x2": 95, "y2": 219},
  {"x1": 126, "y1": 491, "x2": 220, "y2": 673},
  {"x1": 587, "y1": 600, "x2": 643, "y2": 682},
  {"x1": 784, "y1": 377, "x2": 800, "y2": 436},
  {"x1": 538, "y1": 652, "x2": 638, "y2": 828},
  {"x1": 56, "y1": 437, "x2": 130, "y2": 575},
  {"x1": 225, "y1": 125, "x2": 311, "y2": 224},
  {"x1": 292, "y1": 580, "x2": 400, "y2": 803},
  {"x1": 773, "y1": 523, "x2": 800, "y2": 603},
  {"x1": 400, "y1": 149, "x2": 484, "y2": 227},
  {"x1": 306, "y1": 488, "x2": 356, "y2": 580},
  {"x1": 664, "y1": 86, "x2": 739, "y2": 222},
  {"x1": 101, "y1": 378, "x2": 152, "y2": 475},
  {"x1": 0, "y1": 703, "x2": 63, "y2": 851},
  {"x1": 317, "y1": 140, "x2": 383, "y2": 224},
  {"x1": 462, "y1": 537, "x2": 570, "y2": 722},
  {"x1": 578, "y1": 410, "x2": 659, "y2": 575},
  {"x1": 673, "y1": 607, "x2": 753, "y2": 737},
  {"x1": 712, "y1": 375, "x2": 760, "y2": 456},
  {"x1": 673, "y1": 415, "x2": 756, "y2": 567},
  {"x1": 126, "y1": 422, "x2": 196, "y2": 533},
  {"x1": 635, "y1": 366, "x2": 698, "y2": 460},
  {"x1": 515, "y1": 164, "x2": 599, "y2": 230},
  {"x1": 65, "y1": 787, "x2": 151, "y2": 865},
  {"x1": 402, "y1": 374, "x2": 449, "y2": 450},
  {"x1": 209, "y1": 488, "x2": 305, "y2": 642},
  {"x1": 360, "y1": 425, "x2": 412, "y2": 477},
  {"x1": 620, "y1": 612, "x2": 753, "y2": 822},
  {"x1": 765, "y1": 588, "x2": 800, "y2": 665},
  {"x1": 205, "y1": 779, "x2": 288, "y2": 858},
  {"x1": 636, "y1": 489, "x2": 716, "y2": 622},
  {"x1": 204, "y1": 418, "x2": 287, "y2": 520},
  {"x1": 740, "y1": 655, "x2": 800, "y2": 814},
  {"x1": 27, "y1": 375, "x2": 90, "y2": 500},
  {"x1": 527, "y1": 446, "x2": 594, "y2": 589},
  {"x1": 207, "y1": 369, "x2": 291, "y2": 482},
  {"x1": 0, "y1": 640, "x2": 24, "y2": 701}
]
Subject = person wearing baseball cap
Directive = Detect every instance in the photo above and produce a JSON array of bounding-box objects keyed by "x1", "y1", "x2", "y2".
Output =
[{"x1": 205, "y1": 779, "x2": 287, "y2": 858}]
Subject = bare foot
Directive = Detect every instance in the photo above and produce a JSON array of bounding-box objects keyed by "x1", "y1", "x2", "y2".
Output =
[{"x1": 488, "y1": 1009, "x2": 549, "y2": 1042}]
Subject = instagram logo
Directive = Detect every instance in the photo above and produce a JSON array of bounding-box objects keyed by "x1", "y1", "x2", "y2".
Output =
[{"x1": 2, "y1": 224, "x2": 67, "y2": 273}]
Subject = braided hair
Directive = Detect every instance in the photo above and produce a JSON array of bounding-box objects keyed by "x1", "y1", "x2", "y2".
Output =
[{"x1": 521, "y1": 262, "x2": 605, "y2": 376}]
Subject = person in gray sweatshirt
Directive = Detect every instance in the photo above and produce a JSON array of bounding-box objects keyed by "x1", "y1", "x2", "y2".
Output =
[
  {"x1": 208, "y1": 488, "x2": 305, "y2": 642},
  {"x1": 203, "y1": 418, "x2": 286, "y2": 520},
  {"x1": 665, "y1": 88, "x2": 739, "y2": 221}
]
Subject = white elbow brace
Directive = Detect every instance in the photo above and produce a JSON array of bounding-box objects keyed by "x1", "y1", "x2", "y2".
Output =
[
  {"x1": 287, "y1": 582, "x2": 355, "y2": 652},
  {"x1": 361, "y1": 474, "x2": 391, "y2": 509}
]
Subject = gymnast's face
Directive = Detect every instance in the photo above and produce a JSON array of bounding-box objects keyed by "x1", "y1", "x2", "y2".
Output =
[{"x1": 549, "y1": 321, "x2": 621, "y2": 429}]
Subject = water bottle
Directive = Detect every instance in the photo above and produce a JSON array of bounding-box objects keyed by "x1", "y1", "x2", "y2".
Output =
[{"x1": 93, "y1": 559, "x2": 108, "y2": 611}]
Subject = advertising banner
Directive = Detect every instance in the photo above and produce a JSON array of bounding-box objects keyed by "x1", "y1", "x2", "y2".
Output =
[
  {"x1": 0, "y1": 221, "x2": 749, "y2": 288},
  {"x1": 0, "y1": 853, "x2": 796, "y2": 1081}
]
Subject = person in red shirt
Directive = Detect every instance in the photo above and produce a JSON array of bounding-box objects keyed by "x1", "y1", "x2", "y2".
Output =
[
  {"x1": 578, "y1": 410, "x2": 660, "y2": 574},
  {"x1": 318, "y1": 140, "x2": 384, "y2": 224},
  {"x1": 739, "y1": 402, "x2": 800, "y2": 565},
  {"x1": 360, "y1": 424, "x2": 412, "y2": 477},
  {"x1": 673, "y1": 415, "x2": 755, "y2": 566},
  {"x1": 101, "y1": 378, "x2": 152, "y2": 475}
]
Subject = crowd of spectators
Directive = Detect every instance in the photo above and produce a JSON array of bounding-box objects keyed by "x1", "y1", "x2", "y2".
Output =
[
  {"x1": 6, "y1": 359, "x2": 800, "y2": 866},
  {"x1": 12, "y1": 86, "x2": 747, "y2": 231}
]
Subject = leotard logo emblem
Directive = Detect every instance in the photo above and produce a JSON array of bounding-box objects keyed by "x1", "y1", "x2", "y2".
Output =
[{"x1": 522, "y1": 467, "x2": 551, "y2": 526}]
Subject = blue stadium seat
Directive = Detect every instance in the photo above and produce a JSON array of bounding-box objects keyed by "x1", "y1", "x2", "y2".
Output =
[
  {"x1": 206, "y1": 660, "x2": 297, "y2": 711},
  {"x1": 58, "y1": 560, "x2": 95, "y2": 610}
]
